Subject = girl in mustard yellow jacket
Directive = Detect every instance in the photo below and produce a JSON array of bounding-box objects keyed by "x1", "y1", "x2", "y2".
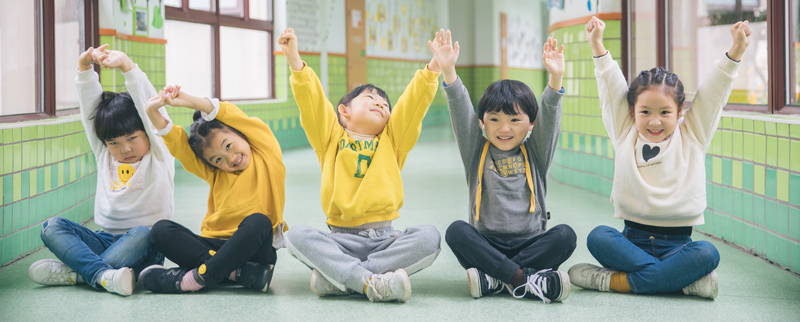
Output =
[{"x1": 138, "y1": 86, "x2": 287, "y2": 294}]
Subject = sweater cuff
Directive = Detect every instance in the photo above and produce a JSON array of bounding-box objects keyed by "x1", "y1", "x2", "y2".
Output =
[
  {"x1": 201, "y1": 98, "x2": 221, "y2": 121},
  {"x1": 290, "y1": 61, "x2": 312, "y2": 82},
  {"x1": 75, "y1": 67, "x2": 98, "y2": 81},
  {"x1": 593, "y1": 52, "x2": 617, "y2": 71},
  {"x1": 155, "y1": 120, "x2": 173, "y2": 136},
  {"x1": 420, "y1": 67, "x2": 441, "y2": 83},
  {"x1": 716, "y1": 54, "x2": 740, "y2": 75}
]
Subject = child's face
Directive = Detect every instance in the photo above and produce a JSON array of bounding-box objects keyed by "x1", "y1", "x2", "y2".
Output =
[
  {"x1": 480, "y1": 106, "x2": 534, "y2": 151},
  {"x1": 633, "y1": 88, "x2": 683, "y2": 142},
  {"x1": 105, "y1": 130, "x2": 150, "y2": 164},
  {"x1": 338, "y1": 89, "x2": 391, "y2": 136},
  {"x1": 201, "y1": 128, "x2": 252, "y2": 173}
]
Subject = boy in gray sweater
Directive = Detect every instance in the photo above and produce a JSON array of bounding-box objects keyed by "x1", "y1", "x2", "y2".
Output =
[{"x1": 431, "y1": 32, "x2": 575, "y2": 303}]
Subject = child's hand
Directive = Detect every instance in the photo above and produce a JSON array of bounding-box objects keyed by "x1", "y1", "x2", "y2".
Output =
[
  {"x1": 146, "y1": 92, "x2": 169, "y2": 113},
  {"x1": 160, "y1": 85, "x2": 191, "y2": 108},
  {"x1": 78, "y1": 47, "x2": 96, "y2": 72},
  {"x1": 279, "y1": 28, "x2": 304, "y2": 71},
  {"x1": 278, "y1": 28, "x2": 298, "y2": 54},
  {"x1": 95, "y1": 48, "x2": 136, "y2": 72},
  {"x1": 428, "y1": 29, "x2": 460, "y2": 85},
  {"x1": 728, "y1": 21, "x2": 751, "y2": 62},
  {"x1": 542, "y1": 37, "x2": 564, "y2": 76},
  {"x1": 586, "y1": 16, "x2": 607, "y2": 57},
  {"x1": 543, "y1": 37, "x2": 564, "y2": 91}
]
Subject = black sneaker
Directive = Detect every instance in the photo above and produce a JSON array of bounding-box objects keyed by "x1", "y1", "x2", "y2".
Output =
[
  {"x1": 466, "y1": 267, "x2": 507, "y2": 298},
  {"x1": 511, "y1": 268, "x2": 570, "y2": 303},
  {"x1": 140, "y1": 265, "x2": 190, "y2": 294},
  {"x1": 235, "y1": 262, "x2": 275, "y2": 292}
]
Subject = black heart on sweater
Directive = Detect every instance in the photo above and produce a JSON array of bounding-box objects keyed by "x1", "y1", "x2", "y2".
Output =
[{"x1": 643, "y1": 144, "x2": 660, "y2": 162}]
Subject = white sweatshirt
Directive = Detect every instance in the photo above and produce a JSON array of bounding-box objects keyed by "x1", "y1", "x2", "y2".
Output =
[
  {"x1": 76, "y1": 65, "x2": 175, "y2": 233},
  {"x1": 595, "y1": 53, "x2": 738, "y2": 227}
]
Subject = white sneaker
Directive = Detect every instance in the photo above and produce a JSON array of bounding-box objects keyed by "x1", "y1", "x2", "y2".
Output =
[
  {"x1": 98, "y1": 268, "x2": 135, "y2": 296},
  {"x1": 28, "y1": 259, "x2": 83, "y2": 286},
  {"x1": 364, "y1": 269, "x2": 412, "y2": 302},
  {"x1": 311, "y1": 269, "x2": 349, "y2": 296},
  {"x1": 683, "y1": 271, "x2": 718, "y2": 299},
  {"x1": 568, "y1": 263, "x2": 617, "y2": 292}
]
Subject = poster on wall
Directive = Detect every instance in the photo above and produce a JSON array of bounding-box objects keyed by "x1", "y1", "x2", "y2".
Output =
[
  {"x1": 365, "y1": 0, "x2": 442, "y2": 60},
  {"x1": 134, "y1": 7, "x2": 148, "y2": 36},
  {"x1": 506, "y1": 12, "x2": 542, "y2": 70},
  {"x1": 113, "y1": 0, "x2": 164, "y2": 38}
]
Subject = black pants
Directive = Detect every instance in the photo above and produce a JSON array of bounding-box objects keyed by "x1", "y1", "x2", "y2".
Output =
[
  {"x1": 445, "y1": 220, "x2": 576, "y2": 283},
  {"x1": 150, "y1": 213, "x2": 276, "y2": 287}
]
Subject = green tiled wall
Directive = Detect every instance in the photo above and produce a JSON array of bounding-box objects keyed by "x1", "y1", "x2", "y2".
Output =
[
  {"x1": 0, "y1": 122, "x2": 96, "y2": 266},
  {"x1": 548, "y1": 20, "x2": 800, "y2": 274},
  {"x1": 99, "y1": 36, "x2": 166, "y2": 93}
]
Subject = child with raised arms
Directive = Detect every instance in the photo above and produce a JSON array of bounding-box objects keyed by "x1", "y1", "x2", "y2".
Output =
[
  {"x1": 433, "y1": 31, "x2": 575, "y2": 303},
  {"x1": 279, "y1": 28, "x2": 443, "y2": 302},
  {"x1": 568, "y1": 17, "x2": 751, "y2": 299},
  {"x1": 139, "y1": 84, "x2": 287, "y2": 294},
  {"x1": 28, "y1": 45, "x2": 174, "y2": 296}
]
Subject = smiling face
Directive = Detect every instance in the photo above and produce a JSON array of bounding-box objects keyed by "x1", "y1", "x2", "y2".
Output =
[
  {"x1": 201, "y1": 128, "x2": 252, "y2": 173},
  {"x1": 480, "y1": 106, "x2": 534, "y2": 151},
  {"x1": 338, "y1": 89, "x2": 391, "y2": 136},
  {"x1": 105, "y1": 130, "x2": 150, "y2": 164},
  {"x1": 632, "y1": 88, "x2": 683, "y2": 142}
]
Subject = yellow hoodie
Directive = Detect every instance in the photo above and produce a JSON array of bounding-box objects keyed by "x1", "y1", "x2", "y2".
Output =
[
  {"x1": 290, "y1": 64, "x2": 439, "y2": 227},
  {"x1": 161, "y1": 101, "x2": 287, "y2": 239}
]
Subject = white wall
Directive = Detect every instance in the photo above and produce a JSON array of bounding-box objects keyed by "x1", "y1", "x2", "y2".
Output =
[{"x1": 447, "y1": 0, "x2": 474, "y2": 66}]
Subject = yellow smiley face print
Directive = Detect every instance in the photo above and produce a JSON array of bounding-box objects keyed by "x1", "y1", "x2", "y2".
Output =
[{"x1": 117, "y1": 164, "x2": 135, "y2": 184}]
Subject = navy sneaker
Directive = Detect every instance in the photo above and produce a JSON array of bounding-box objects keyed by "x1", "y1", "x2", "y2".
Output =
[
  {"x1": 235, "y1": 262, "x2": 275, "y2": 292},
  {"x1": 466, "y1": 267, "x2": 507, "y2": 298},
  {"x1": 140, "y1": 265, "x2": 190, "y2": 294},
  {"x1": 512, "y1": 268, "x2": 570, "y2": 303}
]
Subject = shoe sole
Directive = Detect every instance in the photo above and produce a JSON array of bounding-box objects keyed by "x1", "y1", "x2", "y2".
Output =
[
  {"x1": 259, "y1": 264, "x2": 275, "y2": 292},
  {"x1": 466, "y1": 268, "x2": 482, "y2": 299},
  {"x1": 395, "y1": 269, "x2": 412, "y2": 302},
  {"x1": 310, "y1": 269, "x2": 327, "y2": 297},
  {"x1": 551, "y1": 270, "x2": 570, "y2": 302},
  {"x1": 114, "y1": 268, "x2": 135, "y2": 296},
  {"x1": 707, "y1": 271, "x2": 718, "y2": 299}
]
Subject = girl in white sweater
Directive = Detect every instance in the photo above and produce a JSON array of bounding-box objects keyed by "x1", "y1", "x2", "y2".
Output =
[{"x1": 568, "y1": 17, "x2": 750, "y2": 299}]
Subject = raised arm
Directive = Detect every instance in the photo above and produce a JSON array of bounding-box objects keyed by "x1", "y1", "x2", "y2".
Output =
[
  {"x1": 76, "y1": 46, "x2": 109, "y2": 154},
  {"x1": 385, "y1": 31, "x2": 444, "y2": 158},
  {"x1": 588, "y1": 17, "x2": 633, "y2": 143},
  {"x1": 431, "y1": 29, "x2": 484, "y2": 168},
  {"x1": 282, "y1": 28, "x2": 340, "y2": 155},
  {"x1": 684, "y1": 21, "x2": 750, "y2": 147},
  {"x1": 528, "y1": 37, "x2": 565, "y2": 172}
]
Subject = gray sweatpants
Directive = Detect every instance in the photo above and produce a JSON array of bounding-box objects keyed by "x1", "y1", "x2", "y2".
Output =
[{"x1": 286, "y1": 223, "x2": 441, "y2": 294}]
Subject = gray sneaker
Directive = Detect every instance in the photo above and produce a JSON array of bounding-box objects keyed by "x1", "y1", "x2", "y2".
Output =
[
  {"x1": 311, "y1": 269, "x2": 350, "y2": 296},
  {"x1": 28, "y1": 259, "x2": 83, "y2": 286},
  {"x1": 568, "y1": 263, "x2": 617, "y2": 292},
  {"x1": 364, "y1": 269, "x2": 411, "y2": 302},
  {"x1": 683, "y1": 271, "x2": 718, "y2": 299},
  {"x1": 98, "y1": 267, "x2": 135, "y2": 296}
]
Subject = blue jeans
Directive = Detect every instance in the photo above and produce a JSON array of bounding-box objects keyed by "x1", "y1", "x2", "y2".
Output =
[
  {"x1": 586, "y1": 225, "x2": 719, "y2": 294},
  {"x1": 40, "y1": 216, "x2": 164, "y2": 288}
]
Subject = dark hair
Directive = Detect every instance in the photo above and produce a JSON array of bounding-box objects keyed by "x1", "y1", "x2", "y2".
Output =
[
  {"x1": 627, "y1": 67, "x2": 685, "y2": 113},
  {"x1": 335, "y1": 84, "x2": 391, "y2": 125},
  {"x1": 188, "y1": 110, "x2": 248, "y2": 167},
  {"x1": 477, "y1": 79, "x2": 538, "y2": 123},
  {"x1": 92, "y1": 92, "x2": 146, "y2": 144}
]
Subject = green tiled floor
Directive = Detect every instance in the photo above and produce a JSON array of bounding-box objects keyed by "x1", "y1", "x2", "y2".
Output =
[{"x1": 0, "y1": 126, "x2": 799, "y2": 321}]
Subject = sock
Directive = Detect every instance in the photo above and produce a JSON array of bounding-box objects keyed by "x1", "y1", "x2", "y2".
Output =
[
  {"x1": 180, "y1": 269, "x2": 205, "y2": 292},
  {"x1": 363, "y1": 276, "x2": 371, "y2": 294},
  {"x1": 229, "y1": 270, "x2": 237, "y2": 281},
  {"x1": 609, "y1": 272, "x2": 631, "y2": 293},
  {"x1": 509, "y1": 269, "x2": 526, "y2": 288}
]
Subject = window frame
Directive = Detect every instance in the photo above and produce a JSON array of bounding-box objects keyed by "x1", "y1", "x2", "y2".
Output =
[
  {"x1": 625, "y1": 0, "x2": 800, "y2": 115},
  {"x1": 165, "y1": 0, "x2": 275, "y2": 100},
  {"x1": 0, "y1": 0, "x2": 98, "y2": 123}
]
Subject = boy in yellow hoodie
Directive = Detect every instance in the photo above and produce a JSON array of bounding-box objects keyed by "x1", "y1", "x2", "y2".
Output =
[{"x1": 280, "y1": 28, "x2": 442, "y2": 302}]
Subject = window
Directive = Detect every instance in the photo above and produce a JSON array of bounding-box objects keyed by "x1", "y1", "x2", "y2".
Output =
[
  {"x1": 629, "y1": 0, "x2": 800, "y2": 114},
  {"x1": 629, "y1": 0, "x2": 658, "y2": 76},
  {"x1": 165, "y1": 0, "x2": 274, "y2": 100},
  {"x1": 670, "y1": 0, "x2": 768, "y2": 107},
  {"x1": 0, "y1": 0, "x2": 95, "y2": 121}
]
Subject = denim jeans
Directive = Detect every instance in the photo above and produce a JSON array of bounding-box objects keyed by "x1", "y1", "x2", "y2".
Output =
[
  {"x1": 40, "y1": 216, "x2": 164, "y2": 288},
  {"x1": 586, "y1": 225, "x2": 719, "y2": 294}
]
